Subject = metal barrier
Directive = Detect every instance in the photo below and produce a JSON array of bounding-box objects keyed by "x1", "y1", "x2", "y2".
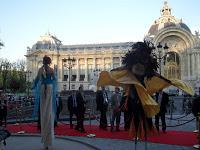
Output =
[{"x1": 193, "y1": 113, "x2": 200, "y2": 149}]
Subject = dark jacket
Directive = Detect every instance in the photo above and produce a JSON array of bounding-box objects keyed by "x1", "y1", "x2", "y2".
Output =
[
  {"x1": 96, "y1": 90, "x2": 108, "y2": 111},
  {"x1": 56, "y1": 96, "x2": 63, "y2": 114},
  {"x1": 76, "y1": 92, "x2": 86, "y2": 113},
  {"x1": 192, "y1": 96, "x2": 200, "y2": 117},
  {"x1": 67, "y1": 95, "x2": 76, "y2": 112},
  {"x1": 156, "y1": 92, "x2": 169, "y2": 113}
]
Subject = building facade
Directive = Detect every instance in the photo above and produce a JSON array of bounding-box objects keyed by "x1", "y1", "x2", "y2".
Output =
[
  {"x1": 25, "y1": 35, "x2": 133, "y2": 91},
  {"x1": 26, "y1": 2, "x2": 200, "y2": 94}
]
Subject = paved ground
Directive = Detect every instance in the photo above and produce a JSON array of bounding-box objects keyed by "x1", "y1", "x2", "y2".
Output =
[
  {"x1": 3, "y1": 113, "x2": 199, "y2": 150},
  {"x1": 5, "y1": 136, "x2": 97, "y2": 150},
  {"x1": 5, "y1": 134, "x2": 195, "y2": 150}
]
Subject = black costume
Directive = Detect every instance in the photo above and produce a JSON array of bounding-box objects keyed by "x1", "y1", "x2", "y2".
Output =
[
  {"x1": 155, "y1": 91, "x2": 169, "y2": 132},
  {"x1": 54, "y1": 96, "x2": 63, "y2": 127},
  {"x1": 67, "y1": 94, "x2": 78, "y2": 129},
  {"x1": 76, "y1": 91, "x2": 86, "y2": 132},
  {"x1": 0, "y1": 100, "x2": 7, "y2": 127},
  {"x1": 96, "y1": 89, "x2": 108, "y2": 129}
]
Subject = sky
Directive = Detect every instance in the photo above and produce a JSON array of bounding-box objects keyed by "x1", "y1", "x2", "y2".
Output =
[{"x1": 0, "y1": 0, "x2": 200, "y2": 62}]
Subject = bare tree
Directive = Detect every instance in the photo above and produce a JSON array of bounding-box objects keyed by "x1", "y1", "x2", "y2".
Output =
[{"x1": 0, "y1": 39, "x2": 4, "y2": 49}]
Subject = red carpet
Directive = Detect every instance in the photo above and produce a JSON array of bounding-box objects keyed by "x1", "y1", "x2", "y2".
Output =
[{"x1": 6, "y1": 123, "x2": 198, "y2": 147}]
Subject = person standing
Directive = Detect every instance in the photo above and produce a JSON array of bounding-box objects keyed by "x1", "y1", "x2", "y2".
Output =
[
  {"x1": 155, "y1": 90, "x2": 169, "y2": 133},
  {"x1": 76, "y1": 85, "x2": 86, "y2": 132},
  {"x1": 67, "y1": 90, "x2": 78, "y2": 129},
  {"x1": 33, "y1": 55, "x2": 57, "y2": 149},
  {"x1": 54, "y1": 94, "x2": 63, "y2": 127},
  {"x1": 110, "y1": 87, "x2": 122, "y2": 132},
  {"x1": 120, "y1": 92, "x2": 131, "y2": 131},
  {"x1": 96, "y1": 86, "x2": 108, "y2": 130},
  {"x1": 0, "y1": 91, "x2": 7, "y2": 127}
]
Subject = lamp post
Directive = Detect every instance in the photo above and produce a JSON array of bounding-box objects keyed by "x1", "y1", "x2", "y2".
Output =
[
  {"x1": 157, "y1": 42, "x2": 169, "y2": 75},
  {"x1": 63, "y1": 56, "x2": 76, "y2": 91}
]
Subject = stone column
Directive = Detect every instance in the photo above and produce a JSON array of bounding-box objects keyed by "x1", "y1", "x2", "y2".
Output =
[
  {"x1": 57, "y1": 55, "x2": 62, "y2": 82},
  {"x1": 102, "y1": 57, "x2": 105, "y2": 70},
  {"x1": 93, "y1": 57, "x2": 96, "y2": 69},
  {"x1": 111, "y1": 56, "x2": 114, "y2": 69},
  {"x1": 188, "y1": 53, "x2": 190, "y2": 80},
  {"x1": 119, "y1": 56, "x2": 122, "y2": 66},
  {"x1": 191, "y1": 53, "x2": 195, "y2": 78},
  {"x1": 76, "y1": 58, "x2": 79, "y2": 81},
  {"x1": 33, "y1": 55, "x2": 37, "y2": 78},
  {"x1": 197, "y1": 53, "x2": 200, "y2": 77},
  {"x1": 84, "y1": 58, "x2": 88, "y2": 82}
]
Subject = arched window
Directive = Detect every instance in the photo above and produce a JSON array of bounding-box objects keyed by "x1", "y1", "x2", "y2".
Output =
[{"x1": 164, "y1": 51, "x2": 181, "y2": 79}]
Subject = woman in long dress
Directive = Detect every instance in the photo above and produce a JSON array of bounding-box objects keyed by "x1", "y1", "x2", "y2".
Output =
[{"x1": 33, "y1": 55, "x2": 56, "y2": 149}]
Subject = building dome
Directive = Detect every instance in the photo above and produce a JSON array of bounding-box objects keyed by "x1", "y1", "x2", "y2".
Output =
[
  {"x1": 148, "y1": 1, "x2": 191, "y2": 36},
  {"x1": 32, "y1": 32, "x2": 62, "y2": 51}
]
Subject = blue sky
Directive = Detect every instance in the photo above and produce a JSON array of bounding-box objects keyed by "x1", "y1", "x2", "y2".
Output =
[{"x1": 0, "y1": 0, "x2": 200, "y2": 61}]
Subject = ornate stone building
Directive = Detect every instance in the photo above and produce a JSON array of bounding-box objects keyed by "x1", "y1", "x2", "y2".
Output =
[
  {"x1": 145, "y1": 1, "x2": 200, "y2": 94},
  {"x1": 26, "y1": 1, "x2": 200, "y2": 94},
  {"x1": 25, "y1": 34, "x2": 133, "y2": 91}
]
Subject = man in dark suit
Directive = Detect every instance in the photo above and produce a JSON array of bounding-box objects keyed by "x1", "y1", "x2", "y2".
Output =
[
  {"x1": 76, "y1": 85, "x2": 86, "y2": 133},
  {"x1": 96, "y1": 86, "x2": 108, "y2": 130},
  {"x1": 155, "y1": 90, "x2": 169, "y2": 133},
  {"x1": 67, "y1": 90, "x2": 78, "y2": 129},
  {"x1": 54, "y1": 94, "x2": 63, "y2": 127}
]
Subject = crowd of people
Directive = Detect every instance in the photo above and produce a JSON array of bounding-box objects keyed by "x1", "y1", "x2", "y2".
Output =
[
  {"x1": 30, "y1": 56, "x2": 173, "y2": 149},
  {"x1": 0, "y1": 43, "x2": 197, "y2": 149},
  {"x1": 65, "y1": 85, "x2": 170, "y2": 134}
]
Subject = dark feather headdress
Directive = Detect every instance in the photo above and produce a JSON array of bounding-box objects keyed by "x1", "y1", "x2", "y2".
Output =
[{"x1": 122, "y1": 41, "x2": 158, "y2": 79}]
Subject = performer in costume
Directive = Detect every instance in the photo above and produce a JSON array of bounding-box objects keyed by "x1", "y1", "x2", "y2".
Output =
[
  {"x1": 33, "y1": 56, "x2": 57, "y2": 149},
  {"x1": 97, "y1": 41, "x2": 194, "y2": 141}
]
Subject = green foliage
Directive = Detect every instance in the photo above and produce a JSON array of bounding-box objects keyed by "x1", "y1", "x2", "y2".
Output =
[{"x1": 0, "y1": 58, "x2": 27, "y2": 93}]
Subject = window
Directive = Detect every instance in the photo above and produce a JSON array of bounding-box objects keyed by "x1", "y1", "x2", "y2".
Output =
[
  {"x1": 63, "y1": 75, "x2": 68, "y2": 81},
  {"x1": 71, "y1": 84, "x2": 75, "y2": 89},
  {"x1": 71, "y1": 75, "x2": 76, "y2": 81},
  {"x1": 113, "y1": 57, "x2": 120, "y2": 69},
  {"x1": 164, "y1": 52, "x2": 181, "y2": 79},
  {"x1": 113, "y1": 63, "x2": 120, "y2": 69},
  {"x1": 80, "y1": 75, "x2": 85, "y2": 81},
  {"x1": 105, "y1": 63, "x2": 111, "y2": 71},
  {"x1": 79, "y1": 64, "x2": 85, "y2": 75}
]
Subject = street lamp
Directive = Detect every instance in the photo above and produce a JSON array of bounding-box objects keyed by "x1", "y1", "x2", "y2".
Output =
[
  {"x1": 157, "y1": 42, "x2": 169, "y2": 75},
  {"x1": 63, "y1": 56, "x2": 76, "y2": 90}
]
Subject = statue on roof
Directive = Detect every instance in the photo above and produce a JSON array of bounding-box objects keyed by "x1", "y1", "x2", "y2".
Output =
[{"x1": 195, "y1": 30, "x2": 200, "y2": 37}]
